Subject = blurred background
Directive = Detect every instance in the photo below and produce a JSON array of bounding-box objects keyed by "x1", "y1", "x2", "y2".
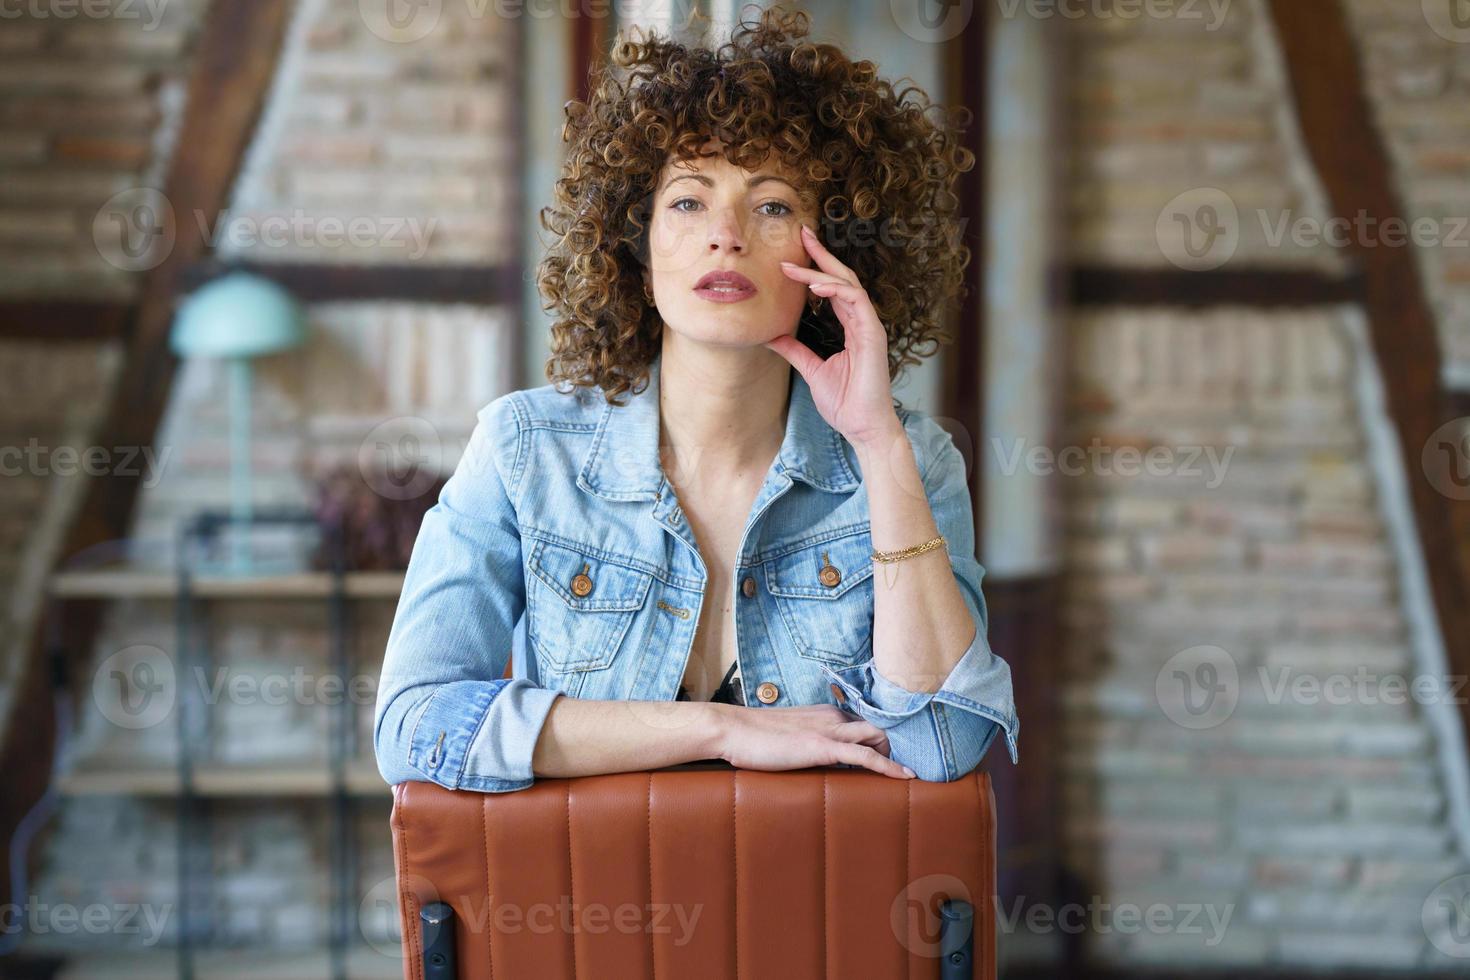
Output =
[{"x1": 2, "y1": 0, "x2": 1470, "y2": 976}]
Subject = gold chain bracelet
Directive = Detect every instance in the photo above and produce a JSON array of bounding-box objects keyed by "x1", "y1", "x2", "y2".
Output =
[{"x1": 870, "y1": 534, "x2": 947, "y2": 564}]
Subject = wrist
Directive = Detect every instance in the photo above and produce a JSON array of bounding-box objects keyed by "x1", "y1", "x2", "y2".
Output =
[
  {"x1": 702, "y1": 701, "x2": 739, "y2": 762},
  {"x1": 849, "y1": 416, "x2": 906, "y2": 455}
]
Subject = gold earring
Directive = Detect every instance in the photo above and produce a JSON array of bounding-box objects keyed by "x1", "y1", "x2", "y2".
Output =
[{"x1": 643, "y1": 279, "x2": 655, "y2": 302}]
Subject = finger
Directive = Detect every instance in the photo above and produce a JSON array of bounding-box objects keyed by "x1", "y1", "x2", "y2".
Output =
[
  {"x1": 832, "y1": 718, "x2": 885, "y2": 743},
  {"x1": 779, "y1": 262, "x2": 847, "y2": 287},
  {"x1": 805, "y1": 280, "x2": 868, "y2": 306},
  {"x1": 833, "y1": 741, "x2": 914, "y2": 779},
  {"x1": 764, "y1": 333, "x2": 824, "y2": 383},
  {"x1": 800, "y1": 224, "x2": 856, "y2": 284},
  {"x1": 806, "y1": 281, "x2": 883, "y2": 349},
  {"x1": 843, "y1": 725, "x2": 893, "y2": 756}
]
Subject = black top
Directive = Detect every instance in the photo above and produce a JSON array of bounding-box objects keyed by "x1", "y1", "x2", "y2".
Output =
[{"x1": 675, "y1": 658, "x2": 744, "y2": 705}]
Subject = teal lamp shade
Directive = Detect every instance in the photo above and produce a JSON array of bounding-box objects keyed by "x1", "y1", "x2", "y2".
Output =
[
  {"x1": 170, "y1": 271, "x2": 307, "y2": 359},
  {"x1": 169, "y1": 272, "x2": 307, "y2": 573}
]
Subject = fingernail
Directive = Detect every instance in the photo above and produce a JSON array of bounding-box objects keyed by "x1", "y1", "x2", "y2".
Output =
[{"x1": 903, "y1": 767, "x2": 917, "y2": 779}]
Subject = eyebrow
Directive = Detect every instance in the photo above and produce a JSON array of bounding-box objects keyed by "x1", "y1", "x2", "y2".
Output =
[{"x1": 658, "y1": 173, "x2": 802, "y2": 195}]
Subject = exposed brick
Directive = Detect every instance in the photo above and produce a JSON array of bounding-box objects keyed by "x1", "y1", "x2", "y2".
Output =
[{"x1": 53, "y1": 135, "x2": 152, "y2": 167}]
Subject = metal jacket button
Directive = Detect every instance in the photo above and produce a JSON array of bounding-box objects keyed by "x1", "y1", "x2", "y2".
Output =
[
  {"x1": 818, "y1": 551, "x2": 841, "y2": 588},
  {"x1": 741, "y1": 577, "x2": 756, "y2": 598},
  {"x1": 756, "y1": 681, "x2": 779, "y2": 704},
  {"x1": 570, "y1": 562, "x2": 594, "y2": 597}
]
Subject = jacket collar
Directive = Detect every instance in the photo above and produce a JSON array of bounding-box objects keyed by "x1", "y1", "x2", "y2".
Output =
[{"x1": 577, "y1": 351, "x2": 861, "y2": 501}]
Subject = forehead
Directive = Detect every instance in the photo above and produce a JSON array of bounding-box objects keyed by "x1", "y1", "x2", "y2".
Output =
[{"x1": 656, "y1": 139, "x2": 805, "y2": 190}]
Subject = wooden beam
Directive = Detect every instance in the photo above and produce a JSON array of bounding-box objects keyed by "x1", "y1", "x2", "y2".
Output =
[
  {"x1": 1268, "y1": 0, "x2": 1470, "y2": 740},
  {"x1": 943, "y1": 0, "x2": 988, "y2": 538},
  {"x1": 178, "y1": 261, "x2": 522, "y2": 305},
  {"x1": 0, "y1": 302, "x2": 134, "y2": 342},
  {"x1": 61, "y1": 0, "x2": 293, "y2": 552},
  {"x1": 570, "y1": 0, "x2": 609, "y2": 105},
  {"x1": 1069, "y1": 265, "x2": 1363, "y2": 308},
  {"x1": 0, "y1": 0, "x2": 294, "y2": 930}
]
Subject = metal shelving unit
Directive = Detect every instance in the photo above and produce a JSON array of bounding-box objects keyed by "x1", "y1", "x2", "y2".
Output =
[{"x1": 42, "y1": 507, "x2": 404, "y2": 980}]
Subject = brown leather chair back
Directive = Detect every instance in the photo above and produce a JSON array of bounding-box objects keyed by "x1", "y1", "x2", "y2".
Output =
[{"x1": 390, "y1": 763, "x2": 997, "y2": 979}]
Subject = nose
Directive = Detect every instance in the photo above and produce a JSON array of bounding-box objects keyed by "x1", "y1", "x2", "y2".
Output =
[{"x1": 705, "y1": 205, "x2": 745, "y2": 254}]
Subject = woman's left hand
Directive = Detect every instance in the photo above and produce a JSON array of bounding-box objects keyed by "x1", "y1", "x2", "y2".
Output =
[{"x1": 766, "y1": 223, "x2": 902, "y2": 447}]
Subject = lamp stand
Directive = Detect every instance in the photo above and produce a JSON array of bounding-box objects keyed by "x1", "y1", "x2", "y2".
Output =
[{"x1": 228, "y1": 356, "x2": 254, "y2": 573}]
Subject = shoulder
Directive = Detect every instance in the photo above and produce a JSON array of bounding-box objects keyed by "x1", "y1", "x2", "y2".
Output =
[
  {"x1": 463, "y1": 381, "x2": 606, "y2": 500},
  {"x1": 477, "y1": 380, "x2": 605, "y2": 432}
]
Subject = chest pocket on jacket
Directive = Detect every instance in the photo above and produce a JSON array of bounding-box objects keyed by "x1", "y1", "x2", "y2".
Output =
[
  {"x1": 526, "y1": 539, "x2": 653, "y2": 672},
  {"x1": 764, "y1": 530, "x2": 875, "y2": 667}
]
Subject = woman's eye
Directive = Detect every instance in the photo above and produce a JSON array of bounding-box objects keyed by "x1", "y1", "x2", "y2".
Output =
[{"x1": 667, "y1": 198, "x2": 794, "y2": 217}]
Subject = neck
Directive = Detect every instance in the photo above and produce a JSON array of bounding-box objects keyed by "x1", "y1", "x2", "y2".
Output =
[{"x1": 657, "y1": 336, "x2": 791, "y2": 490}]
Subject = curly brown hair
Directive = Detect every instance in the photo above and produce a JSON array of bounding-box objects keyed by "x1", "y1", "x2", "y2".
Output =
[{"x1": 536, "y1": 5, "x2": 975, "y2": 406}]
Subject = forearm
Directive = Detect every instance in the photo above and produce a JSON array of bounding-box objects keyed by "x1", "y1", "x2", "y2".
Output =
[
  {"x1": 531, "y1": 696, "x2": 730, "y2": 778},
  {"x1": 853, "y1": 422, "x2": 976, "y2": 694}
]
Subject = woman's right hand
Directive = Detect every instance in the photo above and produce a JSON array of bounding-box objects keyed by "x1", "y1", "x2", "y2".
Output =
[{"x1": 712, "y1": 703, "x2": 916, "y2": 780}]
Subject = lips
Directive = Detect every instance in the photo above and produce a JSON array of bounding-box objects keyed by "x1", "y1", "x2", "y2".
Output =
[{"x1": 693, "y1": 270, "x2": 756, "y2": 293}]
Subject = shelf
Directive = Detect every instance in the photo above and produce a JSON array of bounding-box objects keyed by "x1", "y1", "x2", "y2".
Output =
[
  {"x1": 55, "y1": 944, "x2": 403, "y2": 979},
  {"x1": 58, "y1": 759, "x2": 391, "y2": 798},
  {"x1": 48, "y1": 569, "x2": 405, "y2": 600}
]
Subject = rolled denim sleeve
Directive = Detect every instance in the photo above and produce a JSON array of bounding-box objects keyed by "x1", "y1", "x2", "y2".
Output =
[
  {"x1": 822, "y1": 413, "x2": 1019, "y2": 782},
  {"x1": 373, "y1": 393, "x2": 562, "y2": 793}
]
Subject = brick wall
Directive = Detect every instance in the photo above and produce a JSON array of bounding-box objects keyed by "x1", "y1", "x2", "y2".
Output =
[
  {"x1": 0, "y1": 340, "x2": 121, "y2": 752},
  {"x1": 1342, "y1": 0, "x2": 1470, "y2": 387},
  {"x1": 0, "y1": 0, "x2": 208, "y2": 299},
  {"x1": 19, "y1": 0, "x2": 524, "y2": 965},
  {"x1": 217, "y1": 0, "x2": 518, "y2": 265},
  {"x1": 1051, "y1": 0, "x2": 1470, "y2": 971},
  {"x1": 1060, "y1": 308, "x2": 1468, "y2": 969},
  {"x1": 1063, "y1": 0, "x2": 1342, "y2": 271}
]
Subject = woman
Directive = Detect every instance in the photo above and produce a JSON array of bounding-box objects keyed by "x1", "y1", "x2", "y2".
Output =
[{"x1": 373, "y1": 8, "x2": 1017, "y2": 793}]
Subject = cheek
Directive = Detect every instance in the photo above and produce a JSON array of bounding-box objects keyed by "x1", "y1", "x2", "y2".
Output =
[
  {"x1": 649, "y1": 214, "x2": 703, "y2": 271},
  {"x1": 754, "y1": 220, "x2": 806, "y2": 260}
]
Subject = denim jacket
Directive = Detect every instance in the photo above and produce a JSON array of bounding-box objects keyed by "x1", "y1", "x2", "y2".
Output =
[{"x1": 374, "y1": 353, "x2": 1019, "y2": 792}]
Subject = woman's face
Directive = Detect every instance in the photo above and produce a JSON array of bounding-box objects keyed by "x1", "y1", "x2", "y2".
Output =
[{"x1": 645, "y1": 139, "x2": 819, "y2": 349}]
